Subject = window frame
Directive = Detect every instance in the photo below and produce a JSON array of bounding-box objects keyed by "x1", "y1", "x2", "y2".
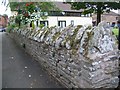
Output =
[
  {"x1": 58, "y1": 20, "x2": 66, "y2": 28},
  {"x1": 40, "y1": 20, "x2": 49, "y2": 27}
]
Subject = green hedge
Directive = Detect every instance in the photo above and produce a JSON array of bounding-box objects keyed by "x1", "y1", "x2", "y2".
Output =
[{"x1": 112, "y1": 28, "x2": 119, "y2": 36}]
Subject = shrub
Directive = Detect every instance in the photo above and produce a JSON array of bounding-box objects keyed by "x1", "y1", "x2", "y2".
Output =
[
  {"x1": 6, "y1": 23, "x2": 17, "y2": 33},
  {"x1": 39, "y1": 24, "x2": 44, "y2": 29}
]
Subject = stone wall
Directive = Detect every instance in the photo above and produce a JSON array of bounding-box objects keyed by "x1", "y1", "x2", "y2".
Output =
[{"x1": 9, "y1": 21, "x2": 119, "y2": 88}]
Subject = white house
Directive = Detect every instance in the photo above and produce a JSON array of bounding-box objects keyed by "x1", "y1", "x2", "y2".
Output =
[
  {"x1": 36, "y1": 16, "x2": 92, "y2": 28},
  {"x1": 31, "y1": 2, "x2": 92, "y2": 28}
]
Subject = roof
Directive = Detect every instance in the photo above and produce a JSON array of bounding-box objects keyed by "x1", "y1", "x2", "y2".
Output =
[
  {"x1": 103, "y1": 11, "x2": 119, "y2": 16},
  {"x1": 54, "y1": 2, "x2": 83, "y2": 12}
]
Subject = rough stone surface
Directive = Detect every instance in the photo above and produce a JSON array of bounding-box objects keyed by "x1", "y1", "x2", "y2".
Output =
[{"x1": 9, "y1": 21, "x2": 119, "y2": 88}]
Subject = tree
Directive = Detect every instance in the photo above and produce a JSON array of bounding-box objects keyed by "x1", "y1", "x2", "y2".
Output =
[
  {"x1": 67, "y1": 2, "x2": 120, "y2": 25},
  {"x1": 9, "y1": 2, "x2": 59, "y2": 13},
  {"x1": 9, "y1": 2, "x2": 59, "y2": 26}
]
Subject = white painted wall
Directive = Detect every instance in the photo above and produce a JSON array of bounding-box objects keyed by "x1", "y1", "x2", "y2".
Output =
[
  {"x1": 11, "y1": 11, "x2": 18, "y2": 16},
  {"x1": 38, "y1": 16, "x2": 92, "y2": 27},
  {"x1": 118, "y1": 9, "x2": 120, "y2": 15}
]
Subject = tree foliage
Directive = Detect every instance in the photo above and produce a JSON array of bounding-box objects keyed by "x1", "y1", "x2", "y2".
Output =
[
  {"x1": 9, "y1": 2, "x2": 59, "y2": 26},
  {"x1": 9, "y1": 2, "x2": 25, "y2": 11},
  {"x1": 67, "y1": 2, "x2": 120, "y2": 24},
  {"x1": 9, "y1": 2, "x2": 59, "y2": 12}
]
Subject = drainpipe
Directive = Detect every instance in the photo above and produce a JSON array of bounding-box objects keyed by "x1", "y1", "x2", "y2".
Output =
[
  {"x1": 118, "y1": 10, "x2": 120, "y2": 86},
  {"x1": 118, "y1": 21, "x2": 120, "y2": 86},
  {"x1": 118, "y1": 22, "x2": 120, "y2": 86},
  {"x1": 118, "y1": 10, "x2": 120, "y2": 50},
  {"x1": 118, "y1": 21, "x2": 120, "y2": 50}
]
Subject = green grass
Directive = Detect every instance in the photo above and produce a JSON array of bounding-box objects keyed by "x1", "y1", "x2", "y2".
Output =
[{"x1": 112, "y1": 28, "x2": 119, "y2": 36}]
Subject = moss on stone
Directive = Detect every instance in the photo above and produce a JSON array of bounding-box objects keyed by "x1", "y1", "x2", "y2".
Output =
[
  {"x1": 43, "y1": 29, "x2": 50, "y2": 38},
  {"x1": 52, "y1": 32, "x2": 61, "y2": 42},
  {"x1": 61, "y1": 38, "x2": 67, "y2": 47},
  {"x1": 76, "y1": 25, "x2": 82, "y2": 29},
  {"x1": 34, "y1": 30, "x2": 41, "y2": 37},
  {"x1": 60, "y1": 25, "x2": 82, "y2": 54},
  {"x1": 82, "y1": 30, "x2": 94, "y2": 56},
  {"x1": 71, "y1": 48, "x2": 78, "y2": 55},
  {"x1": 85, "y1": 25, "x2": 92, "y2": 30},
  {"x1": 70, "y1": 25, "x2": 82, "y2": 54},
  {"x1": 31, "y1": 31, "x2": 37, "y2": 37}
]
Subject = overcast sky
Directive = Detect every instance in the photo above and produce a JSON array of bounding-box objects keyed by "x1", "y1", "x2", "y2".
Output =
[
  {"x1": 0, "y1": 0, "x2": 11, "y2": 17},
  {"x1": 0, "y1": 0, "x2": 119, "y2": 18}
]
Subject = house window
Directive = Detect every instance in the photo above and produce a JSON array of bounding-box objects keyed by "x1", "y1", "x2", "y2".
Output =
[
  {"x1": 40, "y1": 21, "x2": 48, "y2": 27},
  {"x1": 107, "y1": 22, "x2": 110, "y2": 25},
  {"x1": 30, "y1": 21, "x2": 32, "y2": 27},
  {"x1": 36, "y1": 20, "x2": 39, "y2": 27},
  {"x1": 71, "y1": 20, "x2": 74, "y2": 26},
  {"x1": 92, "y1": 21, "x2": 96, "y2": 26},
  {"x1": 116, "y1": 17, "x2": 118, "y2": 20},
  {"x1": 58, "y1": 21, "x2": 66, "y2": 28},
  {"x1": 111, "y1": 22, "x2": 116, "y2": 27}
]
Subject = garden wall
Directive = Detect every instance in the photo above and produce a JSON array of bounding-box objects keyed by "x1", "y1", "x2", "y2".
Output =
[{"x1": 9, "y1": 21, "x2": 119, "y2": 88}]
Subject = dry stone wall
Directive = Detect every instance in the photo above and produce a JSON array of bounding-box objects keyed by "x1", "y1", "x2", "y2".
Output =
[{"x1": 9, "y1": 21, "x2": 119, "y2": 88}]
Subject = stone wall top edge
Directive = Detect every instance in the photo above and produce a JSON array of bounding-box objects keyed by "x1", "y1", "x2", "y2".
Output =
[{"x1": 11, "y1": 21, "x2": 118, "y2": 59}]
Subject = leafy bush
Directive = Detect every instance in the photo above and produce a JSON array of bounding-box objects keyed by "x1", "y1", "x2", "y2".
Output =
[
  {"x1": 6, "y1": 23, "x2": 17, "y2": 33},
  {"x1": 39, "y1": 24, "x2": 44, "y2": 29},
  {"x1": 15, "y1": 15, "x2": 22, "y2": 24},
  {"x1": 112, "y1": 28, "x2": 118, "y2": 36},
  {"x1": 32, "y1": 22, "x2": 35, "y2": 30}
]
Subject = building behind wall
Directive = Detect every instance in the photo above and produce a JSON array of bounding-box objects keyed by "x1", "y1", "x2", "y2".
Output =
[
  {"x1": 37, "y1": 16, "x2": 92, "y2": 28},
  {"x1": 92, "y1": 11, "x2": 120, "y2": 26},
  {"x1": 0, "y1": 15, "x2": 8, "y2": 28},
  {"x1": 31, "y1": 2, "x2": 92, "y2": 28}
]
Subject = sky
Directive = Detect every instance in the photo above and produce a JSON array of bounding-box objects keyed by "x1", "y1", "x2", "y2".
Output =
[
  {"x1": 0, "y1": 0, "x2": 11, "y2": 17},
  {"x1": 0, "y1": 0, "x2": 119, "y2": 18}
]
